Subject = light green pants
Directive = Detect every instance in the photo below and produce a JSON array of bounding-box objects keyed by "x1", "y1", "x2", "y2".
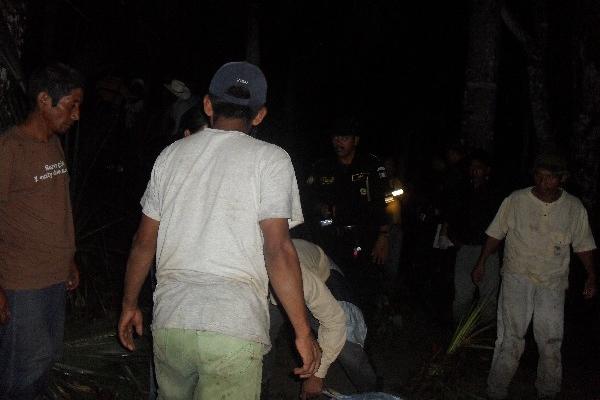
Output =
[{"x1": 153, "y1": 328, "x2": 264, "y2": 400}]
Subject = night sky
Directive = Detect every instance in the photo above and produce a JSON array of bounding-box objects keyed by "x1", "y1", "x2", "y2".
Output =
[
  {"x1": 17, "y1": 0, "x2": 600, "y2": 203},
  {"x1": 22, "y1": 1, "x2": 469, "y2": 166}
]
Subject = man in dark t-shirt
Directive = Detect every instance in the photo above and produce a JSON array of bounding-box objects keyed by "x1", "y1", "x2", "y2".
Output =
[
  {"x1": 0, "y1": 63, "x2": 83, "y2": 399},
  {"x1": 446, "y1": 150, "x2": 501, "y2": 324}
]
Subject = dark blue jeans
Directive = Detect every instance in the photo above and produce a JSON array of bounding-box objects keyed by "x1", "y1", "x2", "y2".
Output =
[{"x1": 0, "y1": 282, "x2": 66, "y2": 400}]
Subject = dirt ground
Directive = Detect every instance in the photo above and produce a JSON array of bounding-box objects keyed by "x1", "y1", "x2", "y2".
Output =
[{"x1": 49, "y1": 283, "x2": 600, "y2": 400}]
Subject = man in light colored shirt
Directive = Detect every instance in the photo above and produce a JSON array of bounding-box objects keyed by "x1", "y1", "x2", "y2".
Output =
[
  {"x1": 266, "y1": 239, "x2": 377, "y2": 399},
  {"x1": 118, "y1": 61, "x2": 321, "y2": 400},
  {"x1": 473, "y1": 154, "x2": 596, "y2": 400}
]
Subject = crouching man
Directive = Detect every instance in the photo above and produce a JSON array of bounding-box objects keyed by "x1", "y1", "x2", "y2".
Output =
[{"x1": 266, "y1": 239, "x2": 377, "y2": 399}]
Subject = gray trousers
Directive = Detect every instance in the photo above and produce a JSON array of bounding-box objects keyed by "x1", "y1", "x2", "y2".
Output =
[
  {"x1": 487, "y1": 272, "x2": 565, "y2": 399},
  {"x1": 453, "y1": 245, "x2": 500, "y2": 324}
]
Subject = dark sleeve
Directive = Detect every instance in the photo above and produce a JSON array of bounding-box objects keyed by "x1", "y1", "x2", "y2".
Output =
[
  {"x1": 368, "y1": 156, "x2": 391, "y2": 227},
  {"x1": 445, "y1": 181, "x2": 467, "y2": 228},
  {"x1": 302, "y1": 161, "x2": 327, "y2": 220}
]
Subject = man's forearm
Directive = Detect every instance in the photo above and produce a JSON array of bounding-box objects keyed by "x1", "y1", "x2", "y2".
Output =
[
  {"x1": 476, "y1": 235, "x2": 502, "y2": 266},
  {"x1": 265, "y1": 240, "x2": 311, "y2": 337},
  {"x1": 122, "y1": 237, "x2": 156, "y2": 309},
  {"x1": 576, "y1": 250, "x2": 596, "y2": 278}
]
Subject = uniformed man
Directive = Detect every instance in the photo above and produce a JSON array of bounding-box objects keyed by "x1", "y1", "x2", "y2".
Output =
[{"x1": 305, "y1": 118, "x2": 390, "y2": 320}]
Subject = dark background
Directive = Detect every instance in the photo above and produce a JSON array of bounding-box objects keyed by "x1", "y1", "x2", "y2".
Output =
[
  {"x1": 16, "y1": 1, "x2": 598, "y2": 203},
  {"x1": 22, "y1": 1, "x2": 468, "y2": 169}
]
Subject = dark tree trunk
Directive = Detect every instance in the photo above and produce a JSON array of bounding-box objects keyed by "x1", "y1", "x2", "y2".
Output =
[
  {"x1": 570, "y1": 0, "x2": 600, "y2": 232},
  {"x1": 502, "y1": 0, "x2": 554, "y2": 155},
  {"x1": 461, "y1": 0, "x2": 501, "y2": 152},
  {"x1": 527, "y1": 0, "x2": 553, "y2": 154},
  {"x1": 0, "y1": 0, "x2": 26, "y2": 132}
]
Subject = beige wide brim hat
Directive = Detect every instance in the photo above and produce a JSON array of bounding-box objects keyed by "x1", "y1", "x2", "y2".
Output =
[{"x1": 164, "y1": 79, "x2": 191, "y2": 100}]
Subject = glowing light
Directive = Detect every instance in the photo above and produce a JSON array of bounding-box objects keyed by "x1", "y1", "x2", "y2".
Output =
[
  {"x1": 392, "y1": 188, "x2": 404, "y2": 197},
  {"x1": 319, "y1": 218, "x2": 333, "y2": 227}
]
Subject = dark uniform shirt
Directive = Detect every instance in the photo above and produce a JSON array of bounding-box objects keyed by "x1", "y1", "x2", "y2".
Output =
[
  {"x1": 446, "y1": 180, "x2": 501, "y2": 246},
  {"x1": 306, "y1": 152, "x2": 389, "y2": 230}
]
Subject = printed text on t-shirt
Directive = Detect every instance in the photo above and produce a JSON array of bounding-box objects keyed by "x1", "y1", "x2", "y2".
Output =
[{"x1": 33, "y1": 161, "x2": 67, "y2": 182}]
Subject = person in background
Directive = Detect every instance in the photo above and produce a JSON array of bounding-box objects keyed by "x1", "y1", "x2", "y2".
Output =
[
  {"x1": 476, "y1": 154, "x2": 596, "y2": 400},
  {"x1": 0, "y1": 63, "x2": 83, "y2": 399},
  {"x1": 177, "y1": 105, "x2": 208, "y2": 138},
  {"x1": 118, "y1": 61, "x2": 320, "y2": 399},
  {"x1": 163, "y1": 79, "x2": 200, "y2": 138},
  {"x1": 446, "y1": 150, "x2": 501, "y2": 324},
  {"x1": 305, "y1": 117, "x2": 390, "y2": 326}
]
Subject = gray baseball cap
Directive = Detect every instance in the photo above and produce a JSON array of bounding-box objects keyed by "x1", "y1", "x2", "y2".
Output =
[{"x1": 208, "y1": 61, "x2": 267, "y2": 110}]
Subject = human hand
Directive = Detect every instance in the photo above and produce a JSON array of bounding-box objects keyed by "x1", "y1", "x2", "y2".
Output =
[
  {"x1": 472, "y1": 264, "x2": 485, "y2": 284},
  {"x1": 583, "y1": 275, "x2": 597, "y2": 299},
  {"x1": 371, "y1": 235, "x2": 389, "y2": 265},
  {"x1": 118, "y1": 307, "x2": 144, "y2": 351},
  {"x1": 66, "y1": 261, "x2": 80, "y2": 291},
  {"x1": 0, "y1": 287, "x2": 10, "y2": 325},
  {"x1": 293, "y1": 334, "x2": 322, "y2": 378},
  {"x1": 301, "y1": 375, "x2": 324, "y2": 399}
]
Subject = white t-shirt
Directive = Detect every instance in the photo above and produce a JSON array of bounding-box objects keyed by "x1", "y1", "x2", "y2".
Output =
[
  {"x1": 141, "y1": 128, "x2": 303, "y2": 346},
  {"x1": 486, "y1": 187, "x2": 596, "y2": 289}
]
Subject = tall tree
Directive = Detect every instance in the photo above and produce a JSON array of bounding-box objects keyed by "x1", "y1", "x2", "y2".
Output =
[
  {"x1": 0, "y1": 0, "x2": 26, "y2": 131},
  {"x1": 460, "y1": 0, "x2": 501, "y2": 151},
  {"x1": 571, "y1": 0, "x2": 600, "y2": 231},
  {"x1": 501, "y1": 0, "x2": 555, "y2": 154}
]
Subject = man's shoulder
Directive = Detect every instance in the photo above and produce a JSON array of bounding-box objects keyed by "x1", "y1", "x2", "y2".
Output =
[
  {"x1": 0, "y1": 127, "x2": 27, "y2": 156},
  {"x1": 559, "y1": 190, "x2": 586, "y2": 210},
  {"x1": 353, "y1": 152, "x2": 382, "y2": 166},
  {"x1": 359, "y1": 153, "x2": 387, "y2": 178},
  {"x1": 0, "y1": 126, "x2": 20, "y2": 144},
  {"x1": 508, "y1": 187, "x2": 532, "y2": 200}
]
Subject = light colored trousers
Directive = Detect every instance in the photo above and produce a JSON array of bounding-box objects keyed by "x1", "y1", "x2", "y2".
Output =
[
  {"x1": 153, "y1": 328, "x2": 264, "y2": 400},
  {"x1": 487, "y1": 272, "x2": 565, "y2": 399},
  {"x1": 453, "y1": 245, "x2": 500, "y2": 324}
]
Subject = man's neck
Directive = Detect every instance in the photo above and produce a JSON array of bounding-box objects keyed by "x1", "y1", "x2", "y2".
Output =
[
  {"x1": 532, "y1": 187, "x2": 562, "y2": 203},
  {"x1": 338, "y1": 151, "x2": 356, "y2": 166},
  {"x1": 18, "y1": 113, "x2": 53, "y2": 142},
  {"x1": 211, "y1": 117, "x2": 250, "y2": 134}
]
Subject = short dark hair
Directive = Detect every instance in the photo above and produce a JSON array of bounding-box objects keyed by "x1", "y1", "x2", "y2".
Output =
[
  {"x1": 209, "y1": 85, "x2": 259, "y2": 123},
  {"x1": 27, "y1": 63, "x2": 84, "y2": 109},
  {"x1": 178, "y1": 106, "x2": 208, "y2": 137}
]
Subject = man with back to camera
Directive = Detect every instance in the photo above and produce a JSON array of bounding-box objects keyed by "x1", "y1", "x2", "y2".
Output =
[
  {"x1": 118, "y1": 61, "x2": 321, "y2": 399},
  {"x1": 473, "y1": 154, "x2": 596, "y2": 400},
  {"x1": 0, "y1": 63, "x2": 83, "y2": 399}
]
